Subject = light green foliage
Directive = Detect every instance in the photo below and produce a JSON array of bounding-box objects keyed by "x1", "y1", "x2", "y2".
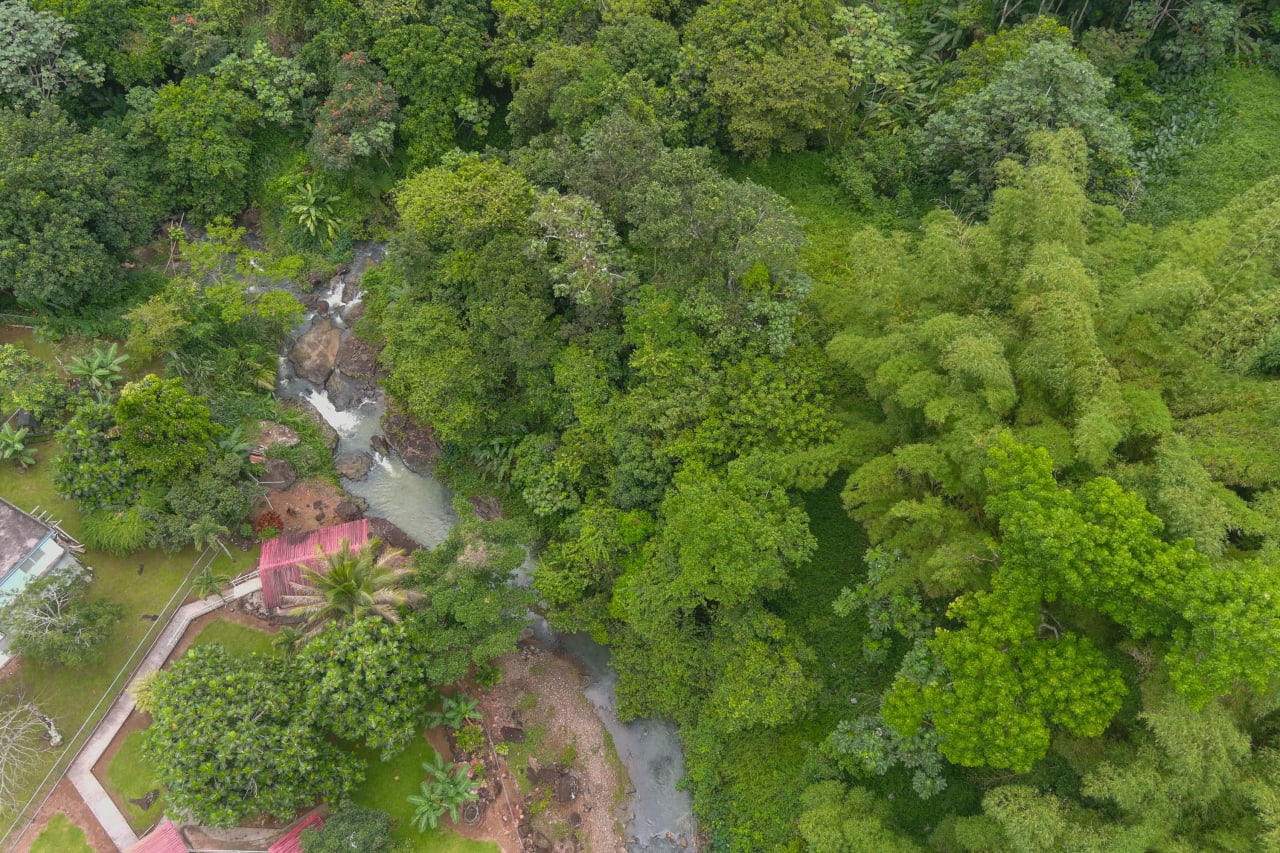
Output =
[
  {"x1": 214, "y1": 41, "x2": 315, "y2": 126},
  {"x1": 409, "y1": 519, "x2": 534, "y2": 685},
  {"x1": 0, "y1": 567, "x2": 124, "y2": 667},
  {"x1": 0, "y1": 423, "x2": 36, "y2": 468},
  {"x1": 830, "y1": 4, "x2": 914, "y2": 128},
  {"x1": 126, "y1": 221, "x2": 303, "y2": 397},
  {"x1": 0, "y1": 1, "x2": 102, "y2": 103},
  {"x1": 146, "y1": 645, "x2": 364, "y2": 827},
  {"x1": 82, "y1": 506, "x2": 151, "y2": 555},
  {"x1": 681, "y1": 0, "x2": 846, "y2": 159},
  {"x1": 0, "y1": 104, "x2": 156, "y2": 312},
  {"x1": 66, "y1": 343, "x2": 127, "y2": 393},
  {"x1": 799, "y1": 782, "x2": 925, "y2": 853},
  {"x1": 488, "y1": 0, "x2": 598, "y2": 87},
  {"x1": 0, "y1": 344, "x2": 66, "y2": 421},
  {"x1": 115, "y1": 375, "x2": 218, "y2": 481},
  {"x1": 126, "y1": 74, "x2": 261, "y2": 218}
]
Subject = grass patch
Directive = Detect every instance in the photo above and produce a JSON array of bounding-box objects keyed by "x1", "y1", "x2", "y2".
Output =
[
  {"x1": 30, "y1": 813, "x2": 92, "y2": 853},
  {"x1": 347, "y1": 736, "x2": 499, "y2": 853},
  {"x1": 500, "y1": 719, "x2": 548, "y2": 797},
  {"x1": 107, "y1": 731, "x2": 165, "y2": 832},
  {"x1": 1138, "y1": 67, "x2": 1280, "y2": 225},
  {"x1": 188, "y1": 619, "x2": 277, "y2": 658},
  {"x1": 0, "y1": 452, "x2": 259, "y2": 837}
]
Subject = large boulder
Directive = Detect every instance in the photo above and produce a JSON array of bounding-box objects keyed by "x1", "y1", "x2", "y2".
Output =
[
  {"x1": 335, "y1": 334, "x2": 380, "y2": 380},
  {"x1": 367, "y1": 517, "x2": 423, "y2": 554},
  {"x1": 335, "y1": 451, "x2": 373, "y2": 481},
  {"x1": 326, "y1": 368, "x2": 374, "y2": 411},
  {"x1": 289, "y1": 317, "x2": 342, "y2": 385},
  {"x1": 382, "y1": 407, "x2": 443, "y2": 475},
  {"x1": 262, "y1": 458, "x2": 296, "y2": 491}
]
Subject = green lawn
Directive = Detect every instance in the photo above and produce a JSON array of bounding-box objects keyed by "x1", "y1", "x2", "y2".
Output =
[
  {"x1": 29, "y1": 813, "x2": 92, "y2": 853},
  {"x1": 0, "y1": 454, "x2": 259, "y2": 838},
  {"x1": 107, "y1": 731, "x2": 165, "y2": 832},
  {"x1": 188, "y1": 619, "x2": 278, "y2": 657},
  {"x1": 348, "y1": 736, "x2": 500, "y2": 853}
]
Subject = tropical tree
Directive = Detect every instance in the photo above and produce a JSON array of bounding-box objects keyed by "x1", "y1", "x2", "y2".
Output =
[
  {"x1": 281, "y1": 538, "x2": 417, "y2": 635},
  {"x1": 407, "y1": 754, "x2": 479, "y2": 831},
  {"x1": 189, "y1": 517, "x2": 231, "y2": 555},
  {"x1": 287, "y1": 180, "x2": 340, "y2": 245},
  {"x1": 427, "y1": 694, "x2": 480, "y2": 730},
  {"x1": 192, "y1": 561, "x2": 231, "y2": 601},
  {"x1": 0, "y1": 567, "x2": 123, "y2": 667},
  {"x1": 145, "y1": 645, "x2": 363, "y2": 826},
  {"x1": 273, "y1": 625, "x2": 304, "y2": 657},
  {"x1": 66, "y1": 343, "x2": 128, "y2": 393}
]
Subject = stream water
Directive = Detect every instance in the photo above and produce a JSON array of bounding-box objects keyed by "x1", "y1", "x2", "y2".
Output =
[{"x1": 276, "y1": 244, "x2": 695, "y2": 851}]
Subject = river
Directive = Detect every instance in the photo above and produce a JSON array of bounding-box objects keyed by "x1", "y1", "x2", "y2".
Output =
[{"x1": 276, "y1": 245, "x2": 695, "y2": 851}]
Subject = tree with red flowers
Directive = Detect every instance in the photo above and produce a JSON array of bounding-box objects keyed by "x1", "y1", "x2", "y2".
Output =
[{"x1": 309, "y1": 51, "x2": 398, "y2": 173}]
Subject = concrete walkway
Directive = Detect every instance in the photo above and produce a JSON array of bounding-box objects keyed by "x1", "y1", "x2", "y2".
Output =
[{"x1": 68, "y1": 576, "x2": 263, "y2": 851}]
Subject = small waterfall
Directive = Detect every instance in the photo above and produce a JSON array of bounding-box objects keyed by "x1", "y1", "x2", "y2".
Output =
[{"x1": 277, "y1": 241, "x2": 695, "y2": 850}]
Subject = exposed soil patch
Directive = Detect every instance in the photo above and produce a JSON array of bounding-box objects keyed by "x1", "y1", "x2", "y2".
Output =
[
  {"x1": 476, "y1": 641, "x2": 627, "y2": 853},
  {"x1": 10, "y1": 779, "x2": 113, "y2": 853},
  {"x1": 252, "y1": 478, "x2": 350, "y2": 534}
]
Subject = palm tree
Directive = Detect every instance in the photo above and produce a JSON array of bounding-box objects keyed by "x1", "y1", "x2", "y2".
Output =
[
  {"x1": 192, "y1": 563, "x2": 231, "y2": 601},
  {"x1": 272, "y1": 625, "x2": 305, "y2": 657},
  {"x1": 67, "y1": 343, "x2": 128, "y2": 392},
  {"x1": 189, "y1": 517, "x2": 230, "y2": 555},
  {"x1": 280, "y1": 538, "x2": 418, "y2": 635}
]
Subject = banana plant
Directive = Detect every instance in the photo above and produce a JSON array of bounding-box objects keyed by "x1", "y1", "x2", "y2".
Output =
[
  {"x1": 67, "y1": 342, "x2": 128, "y2": 392},
  {"x1": 288, "y1": 180, "x2": 341, "y2": 245},
  {"x1": 0, "y1": 423, "x2": 36, "y2": 469}
]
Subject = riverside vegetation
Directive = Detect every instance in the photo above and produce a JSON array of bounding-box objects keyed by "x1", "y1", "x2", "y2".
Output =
[{"x1": 4, "y1": 0, "x2": 1280, "y2": 850}]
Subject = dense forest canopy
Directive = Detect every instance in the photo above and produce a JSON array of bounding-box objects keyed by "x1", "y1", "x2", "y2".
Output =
[{"x1": 5, "y1": 0, "x2": 1280, "y2": 847}]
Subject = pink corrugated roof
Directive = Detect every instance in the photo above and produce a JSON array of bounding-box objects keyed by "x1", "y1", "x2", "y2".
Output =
[
  {"x1": 258, "y1": 520, "x2": 368, "y2": 609},
  {"x1": 127, "y1": 820, "x2": 187, "y2": 853},
  {"x1": 268, "y1": 811, "x2": 325, "y2": 853}
]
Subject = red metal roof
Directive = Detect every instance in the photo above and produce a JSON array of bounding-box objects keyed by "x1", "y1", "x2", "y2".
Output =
[
  {"x1": 268, "y1": 811, "x2": 325, "y2": 853},
  {"x1": 127, "y1": 820, "x2": 187, "y2": 853},
  {"x1": 258, "y1": 520, "x2": 368, "y2": 609}
]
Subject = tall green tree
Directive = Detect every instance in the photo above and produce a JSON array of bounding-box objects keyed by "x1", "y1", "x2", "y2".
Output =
[
  {"x1": 0, "y1": 104, "x2": 156, "y2": 312},
  {"x1": 146, "y1": 645, "x2": 363, "y2": 826}
]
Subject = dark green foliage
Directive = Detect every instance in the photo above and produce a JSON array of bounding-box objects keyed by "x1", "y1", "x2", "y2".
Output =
[
  {"x1": 125, "y1": 74, "x2": 262, "y2": 218},
  {"x1": 54, "y1": 402, "x2": 138, "y2": 511},
  {"x1": 922, "y1": 40, "x2": 1134, "y2": 203},
  {"x1": 300, "y1": 801, "x2": 398, "y2": 853},
  {"x1": 146, "y1": 645, "x2": 364, "y2": 827},
  {"x1": 0, "y1": 567, "x2": 123, "y2": 667},
  {"x1": 0, "y1": 104, "x2": 157, "y2": 312},
  {"x1": 310, "y1": 52, "x2": 398, "y2": 173},
  {"x1": 298, "y1": 618, "x2": 436, "y2": 759}
]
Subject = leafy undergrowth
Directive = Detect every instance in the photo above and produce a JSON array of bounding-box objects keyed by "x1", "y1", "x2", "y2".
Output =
[
  {"x1": 347, "y1": 736, "x2": 499, "y2": 853},
  {"x1": 0, "y1": 455, "x2": 259, "y2": 837},
  {"x1": 1138, "y1": 67, "x2": 1280, "y2": 225},
  {"x1": 693, "y1": 484, "x2": 982, "y2": 850},
  {"x1": 29, "y1": 813, "x2": 92, "y2": 853},
  {"x1": 108, "y1": 731, "x2": 165, "y2": 832}
]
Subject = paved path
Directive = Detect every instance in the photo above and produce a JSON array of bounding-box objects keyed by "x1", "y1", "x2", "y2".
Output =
[{"x1": 68, "y1": 577, "x2": 263, "y2": 852}]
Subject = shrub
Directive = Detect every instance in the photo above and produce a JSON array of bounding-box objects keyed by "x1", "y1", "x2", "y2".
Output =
[{"x1": 309, "y1": 52, "x2": 398, "y2": 173}]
